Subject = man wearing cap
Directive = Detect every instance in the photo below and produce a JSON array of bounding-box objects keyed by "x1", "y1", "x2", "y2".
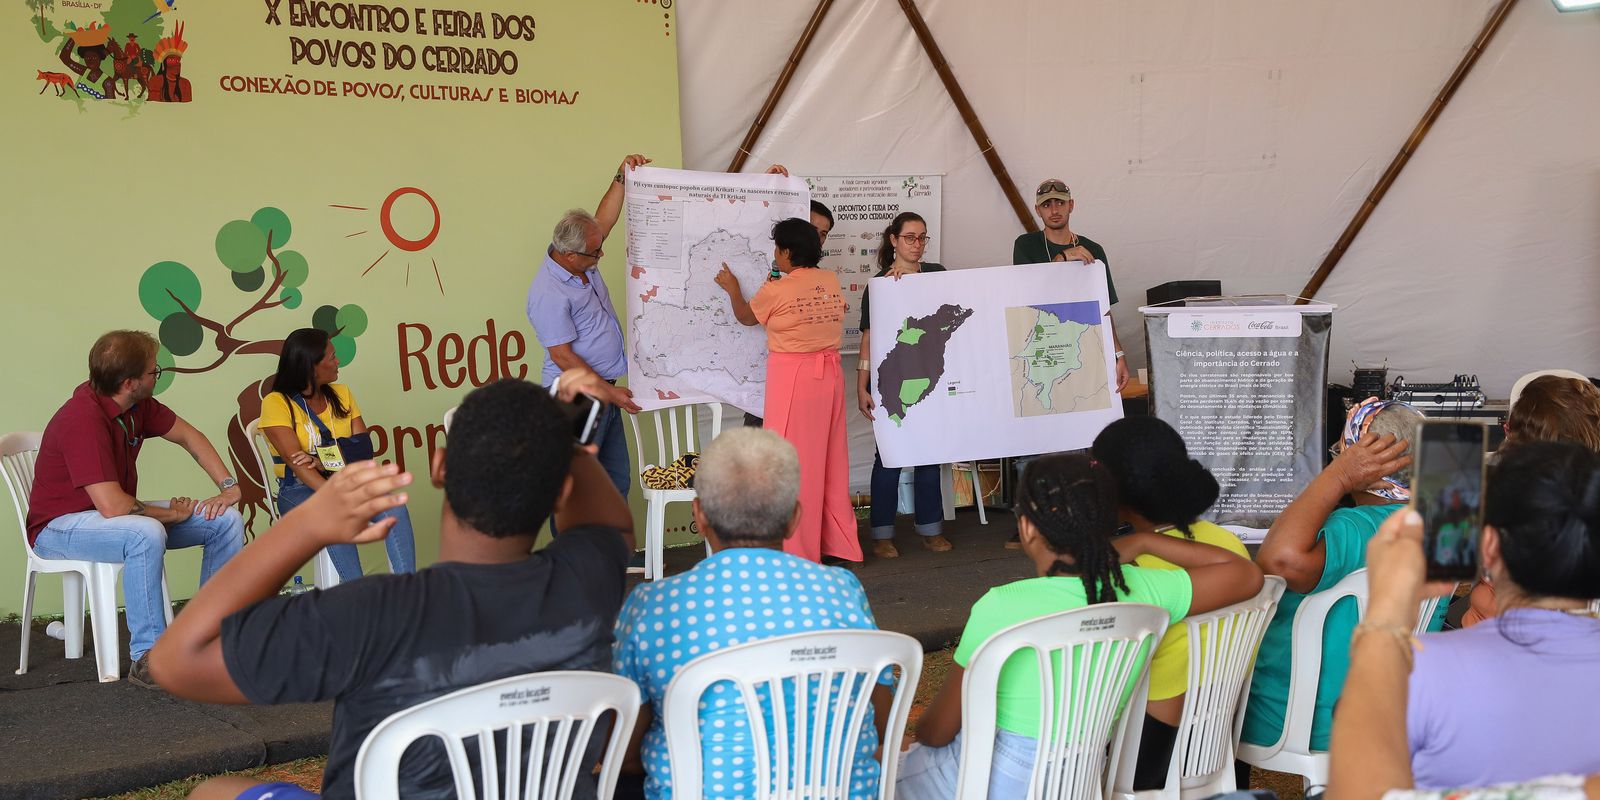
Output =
[{"x1": 1013, "y1": 179, "x2": 1128, "y2": 392}]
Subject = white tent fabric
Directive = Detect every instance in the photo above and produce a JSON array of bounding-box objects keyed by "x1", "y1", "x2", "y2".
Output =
[{"x1": 677, "y1": 0, "x2": 1600, "y2": 405}]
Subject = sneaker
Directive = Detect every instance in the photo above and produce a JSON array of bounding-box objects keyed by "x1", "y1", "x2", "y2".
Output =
[
  {"x1": 821, "y1": 555, "x2": 855, "y2": 567},
  {"x1": 872, "y1": 540, "x2": 900, "y2": 559},
  {"x1": 128, "y1": 654, "x2": 162, "y2": 691},
  {"x1": 1004, "y1": 532, "x2": 1022, "y2": 550},
  {"x1": 920, "y1": 534, "x2": 953, "y2": 552}
]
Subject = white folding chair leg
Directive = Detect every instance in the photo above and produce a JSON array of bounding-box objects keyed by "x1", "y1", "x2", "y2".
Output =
[
  {"x1": 61, "y1": 570, "x2": 86, "y2": 660},
  {"x1": 88, "y1": 562, "x2": 122, "y2": 682},
  {"x1": 314, "y1": 549, "x2": 340, "y2": 590},
  {"x1": 160, "y1": 569, "x2": 175, "y2": 625},
  {"x1": 971, "y1": 466, "x2": 988, "y2": 525},
  {"x1": 645, "y1": 501, "x2": 666, "y2": 581},
  {"x1": 16, "y1": 570, "x2": 38, "y2": 674}
]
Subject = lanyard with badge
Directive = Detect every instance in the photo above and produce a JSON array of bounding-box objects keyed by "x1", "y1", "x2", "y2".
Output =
[{"x1": 292, "y1": 395, "x2": 346, "y2": 472}]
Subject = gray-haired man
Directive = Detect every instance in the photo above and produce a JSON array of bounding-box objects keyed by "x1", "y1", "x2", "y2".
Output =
[{"x1": 526, "y1": 154, "x2": 648, "y2": 497}]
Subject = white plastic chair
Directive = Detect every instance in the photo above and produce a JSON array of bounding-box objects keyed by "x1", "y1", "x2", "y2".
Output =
[
  {"x1": 1234, "y1": 570, "x2": 1451, "y2": 791},
  {"x1": 3, "y1": 431, "x2": 173, "y2": 682},
  {"x1": 626, "y1": 402, "x2": 722, "y2": 580},
  {"x1": 942, "y1": 463, "x2": 990, "y2": 525},
  {"x1": 1112, "y1": 578, "x2": 1286, "y2": 800},
  {"x1": 354, "y1": 670, "x2": 641, "y2": 800},
  {"x1": 662, "y1": 629, "x2": 923, "y2": 800},
  {"x1": 955, "y1": 603, "x2": 1171, "y2": 800},
  {"x1": 246, "y1": 419, "x2": 340, "y2": 590},
  {"x1": 442, "y1": 405, "x2": 457, "y2": 433}
]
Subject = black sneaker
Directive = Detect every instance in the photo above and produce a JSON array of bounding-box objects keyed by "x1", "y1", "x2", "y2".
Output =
[{"x1": 128, "y1": 654, "x2": 162, "y2": 691}]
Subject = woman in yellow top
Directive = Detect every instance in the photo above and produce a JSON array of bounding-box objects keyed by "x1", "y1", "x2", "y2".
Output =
[
  {"x1": 715, "y1": 217, "x2": 860, "y2": 564},
  {"x1": 259, "y1": 327, "x2": 416, "y2": 582},
  {"x1": 1091, "y1": 415, "x2": 1253, "y2": 790}
]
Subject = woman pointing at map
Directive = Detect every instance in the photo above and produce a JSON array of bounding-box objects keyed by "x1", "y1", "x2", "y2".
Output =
[
  {"x1": 856, "y1": 212, "x2": 952, "y2": 560},
  {"x1": 715, "y1": 218, "x2": 861, "y2": 564}
]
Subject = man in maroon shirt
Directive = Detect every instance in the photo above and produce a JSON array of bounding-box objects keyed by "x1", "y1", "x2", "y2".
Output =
[{"x1": 28, "y1": 330, "x2": 245, "y2": 686}]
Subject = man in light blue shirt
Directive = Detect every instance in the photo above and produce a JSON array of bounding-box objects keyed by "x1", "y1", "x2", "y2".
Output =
[
  {"x1": 613, "y1": 428, "x2": 892, "y2": 800},
  {"x1": 527, "y1": 154, "x2": 649, "y2": 496}
]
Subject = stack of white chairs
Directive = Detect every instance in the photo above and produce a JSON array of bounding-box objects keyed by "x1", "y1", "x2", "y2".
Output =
[{"x1": 626, "y1": 402, "x2": 721, "y2": 580}]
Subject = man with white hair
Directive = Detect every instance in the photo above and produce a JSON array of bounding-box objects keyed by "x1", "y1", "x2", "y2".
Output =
[
  {"x1": 527, "y1": 154, "x2": 649, "y2": 497},
  {"x1": 612, "y1": 428, "x2": 893, "y2": 800}
]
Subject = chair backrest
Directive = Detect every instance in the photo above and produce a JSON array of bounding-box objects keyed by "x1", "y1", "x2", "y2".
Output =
[
  {"x1": 1264, "y1": 568, "x2": 1368, "y2": 757},
  {"x1": 243, "y1": 420, "x2": 282, "y2": 521},
  {"x1": 442, "y1": 405, "x2": 457, "y2": 434},
  {"x1": 1119, "y1": 578, "x2": 1286, "y2": 799},
  {"x1": 625, "y1": 402, "x2": 723, "y2": 488},
  {"x1": 0, "y1": 432, "x2": 44, "y2": 553},
  {"x1": 662, "y1": 629, "x2": 923, "y2": 800},
  {"x1": 957, "y1": 603, "x2": 1171, "y2": 800},
  {"x1": 354, "y1": 670, "x2": 641, "y2": 800}
]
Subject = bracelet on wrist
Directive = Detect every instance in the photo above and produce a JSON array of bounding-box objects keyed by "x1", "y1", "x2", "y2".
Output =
[
  {"x1": 1114, "y1": 350, "x2": 1126, "y2": 359},
  {"x1": 1352, "y1": 621, "x2": 1420, "y2": 668}
]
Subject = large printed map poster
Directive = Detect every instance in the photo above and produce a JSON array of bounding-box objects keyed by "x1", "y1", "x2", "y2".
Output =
[
  {"x1": 868, "y1": 261, "x2": 1123, "y2": 468},
  {"x1": 624, "y1": 167, "x2": 810, "y2": 415}
]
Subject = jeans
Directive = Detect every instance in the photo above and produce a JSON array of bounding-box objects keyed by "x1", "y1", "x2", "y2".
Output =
[
  {"x1": 276, "y1": 473, "x2": 416, "y2": 583},
  {"x1": 593, "y1": 403, "x2": 631, "y2": 499},
  {"x1": 33, "y1": 502, "x2": 245, "y2": 660},
  {"x1": 870, "y1": 451, "x2": 942, "y2": 540},
  {"x1": 896, "y1": 729, "x2": 1039, "y2": 800}
]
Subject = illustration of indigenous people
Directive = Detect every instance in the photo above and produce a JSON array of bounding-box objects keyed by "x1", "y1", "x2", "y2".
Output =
[
  {"x1": 59, "y1": 22, "x2": 117, "y2": 99},
  {"x1": 147, "y1": 22, "x2": 191, "y2": 103}
]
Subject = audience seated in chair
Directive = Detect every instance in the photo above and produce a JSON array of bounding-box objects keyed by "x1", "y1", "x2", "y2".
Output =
[
  {"x1": 148, "y1": 371, "x2": 636, "y2": 800},
  {"x1": 1403, "y1": 442, "x2": 1600, "y2": 787},
  {"x1": 1242, "y1": 399, "x2": 1432, "y2": 755},
  {"x1": 1092, "y1": 415, "x2": 1256, "y2": 790},
  {"x1": 1463, "y1": 372, "x2": 1600, "y2": 627},
  {"x1": 611, "y1": 427, "x2": 894, "y2": 800},
  {"x1": 1330, "y1": 503, "x2": 1600, "y2": 800},
  {"x1": 896, "y1": 454, "x2": 1262, "y2": 800},
  {"x1": 258, "y1": 327, "x2": 417, "y2": 583},
  {"x1": 27, "y1": 329, "x2": 244, "y2": 687}
]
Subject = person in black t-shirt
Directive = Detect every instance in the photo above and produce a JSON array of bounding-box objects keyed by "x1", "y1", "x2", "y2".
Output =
[{"x1": 149, "y1": 372, "x2": 637, "y2": 800}]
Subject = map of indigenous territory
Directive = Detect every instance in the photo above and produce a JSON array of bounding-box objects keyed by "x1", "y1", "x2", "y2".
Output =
[
  {"x1": 867, "y1": 262, "x2": 1122, "y2": 468},
  {"x1": 1005, "y1": 301, "x2": 1112, "y2": 417},
  {"x1": 623, "y1": 167, "x2": 810, "y2": 415}
]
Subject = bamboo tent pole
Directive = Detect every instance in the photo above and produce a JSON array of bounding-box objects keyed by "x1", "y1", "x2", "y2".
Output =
[
  {"x1": 725, "y1": 0, "x2": 836, "y2": 174},
  {"x1": 1297, "y1": 0, "x2": 1520, "y2": 303},
  {"x1": 897, "y1": 0, "x2": 1037, "y2": 232}
]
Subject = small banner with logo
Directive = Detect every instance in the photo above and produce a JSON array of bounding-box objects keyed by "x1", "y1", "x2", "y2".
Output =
[
  {"x1": 1141, "y1": 298, "x2": 1335, "y2": 533},
  {"x1": 804, "y1": 175, "x2": 943, "y2": 354}
]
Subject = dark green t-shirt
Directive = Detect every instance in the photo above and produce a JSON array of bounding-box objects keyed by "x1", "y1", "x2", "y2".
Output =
[
  {"x1": 1011, "y1": 231, "x2": 1117, "y2": 306},
  {"x1": 858, "y1": 262, "x2": 947, "y2": 331}
]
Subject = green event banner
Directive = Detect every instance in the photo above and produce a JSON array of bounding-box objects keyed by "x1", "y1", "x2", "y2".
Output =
[{"x1": 2, "y1": 0, "x2": 682, "y2": 616}]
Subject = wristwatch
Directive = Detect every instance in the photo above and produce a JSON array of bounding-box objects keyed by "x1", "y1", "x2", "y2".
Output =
[
  {"x1": 1114, "y1": 350, "x2": 1126, "y2": 359},
  {"x1": 218, "y1": 476, "x2": 238, "y2": 491}
]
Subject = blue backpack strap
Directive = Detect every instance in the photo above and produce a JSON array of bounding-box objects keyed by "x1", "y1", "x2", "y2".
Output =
[{"x1": 290, "y1": 393, "x2": 335, "y2": 444}]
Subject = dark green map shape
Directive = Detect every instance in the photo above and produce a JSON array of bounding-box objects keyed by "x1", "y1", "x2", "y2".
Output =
[{"x1": 877, "y1": 303, "x2": 974, "y2": 425}]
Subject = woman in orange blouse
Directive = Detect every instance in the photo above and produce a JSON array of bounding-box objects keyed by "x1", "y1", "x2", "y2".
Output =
[{"x1": 715, "y1": 218, "x2": 860, "y2": 563}]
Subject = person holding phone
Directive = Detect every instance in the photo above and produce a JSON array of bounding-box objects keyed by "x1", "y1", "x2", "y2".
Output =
[
  {"x1": 1402, "y1": 440, "x2": 1600, "y2": 786},
  {"x1": 857, "y1": 212, "x2": 950, "y2": 559},
  {"x1": 1330, "y1": 505, "x2": 1600, "y2": 800},
  {"x1": 260, "y1": 327, "x2": 415, "y2": 582},
  {"x1": 1242, "y1": 398, "x2": 1436, "y2": 759},
  {"x1": 715, "y1": 218, "x2": 859, "y2": 564}
]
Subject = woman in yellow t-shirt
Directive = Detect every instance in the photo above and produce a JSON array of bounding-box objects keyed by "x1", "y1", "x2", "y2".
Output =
[
  {"x1": 260, "y1": 327, "x2": 416, "y2": 582},
  {"x1": 1092, "y1": 415, "x2": 1253, "y2": 790}
]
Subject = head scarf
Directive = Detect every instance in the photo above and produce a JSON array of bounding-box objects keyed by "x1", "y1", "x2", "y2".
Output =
[{"x1": 1341, "y1": 397, "x2": 1417, "y2": 503}]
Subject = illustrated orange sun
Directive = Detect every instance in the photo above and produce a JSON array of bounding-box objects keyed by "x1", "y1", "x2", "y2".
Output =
[{"x1": 332, "y1": 186, "x2": 445, "y2": 295}]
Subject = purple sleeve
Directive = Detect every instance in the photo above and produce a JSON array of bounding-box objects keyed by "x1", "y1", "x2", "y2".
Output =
[{"x1": 527, "y1": 273, "x2": 577, "y2": 347}]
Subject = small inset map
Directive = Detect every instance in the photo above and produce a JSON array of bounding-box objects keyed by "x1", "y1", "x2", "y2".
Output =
[
  {"x1": 1006, "y1": 302, "x2": 1111, "y2": 417},
  {"x1": 876, "y1": 303, "x2": 974, "y2": 425}
]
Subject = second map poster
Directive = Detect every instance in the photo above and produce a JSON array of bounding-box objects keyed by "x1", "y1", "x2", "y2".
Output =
[
  {"x1": 868, "y1": 261, "x2": 1124, "y2": 468},
  {"x1": 624, "y1": 167, "x2": 810, "y2": 415}
]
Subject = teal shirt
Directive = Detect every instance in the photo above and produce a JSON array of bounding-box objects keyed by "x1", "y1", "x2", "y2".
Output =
[{"x1": 1241, "y1": 504, "x2": 1448, "y2": 751}]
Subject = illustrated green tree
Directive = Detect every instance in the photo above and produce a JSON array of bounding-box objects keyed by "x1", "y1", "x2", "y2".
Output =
[
  {"x1": 136, "y1": 207, "x2": 370, "y2": 531},
  {"x1": 25, "y1": 0, "x2": 58, "y2": 40}
]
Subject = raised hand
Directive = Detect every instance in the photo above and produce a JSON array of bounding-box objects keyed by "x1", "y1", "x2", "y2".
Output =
[
  {"x1": 292, "y1": 460, "x2": 412, "y2": 546},
  {"x1": 1331, "y1": 433, "x2": 1413, "y2": 495}
]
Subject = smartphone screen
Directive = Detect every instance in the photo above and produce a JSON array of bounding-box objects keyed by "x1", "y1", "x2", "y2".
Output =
[
  {"x1": 567, "y1": 393, "x2": 607, "y2": 446},
  {"x1": 1413, "y1": 421, "x2": 1488, "y2": 580}
]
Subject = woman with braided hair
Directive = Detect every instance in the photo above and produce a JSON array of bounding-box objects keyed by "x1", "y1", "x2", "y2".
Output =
[
  {"x1": 897, "y1": 454, "x2": 1262, "y2": 800},
  {"x1": 1092, "y1": 415, "x2": 1255, "y2": 789}
]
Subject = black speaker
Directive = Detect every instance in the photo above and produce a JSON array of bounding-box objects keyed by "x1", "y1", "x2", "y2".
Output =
[{"x1": 1146, "y1": 280, "x2": 1222, "y2": 307}]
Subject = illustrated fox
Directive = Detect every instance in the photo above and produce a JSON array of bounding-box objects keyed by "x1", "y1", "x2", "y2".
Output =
[{"x1": 37, "y1": 70, "x2": 78, "y2": 97}]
